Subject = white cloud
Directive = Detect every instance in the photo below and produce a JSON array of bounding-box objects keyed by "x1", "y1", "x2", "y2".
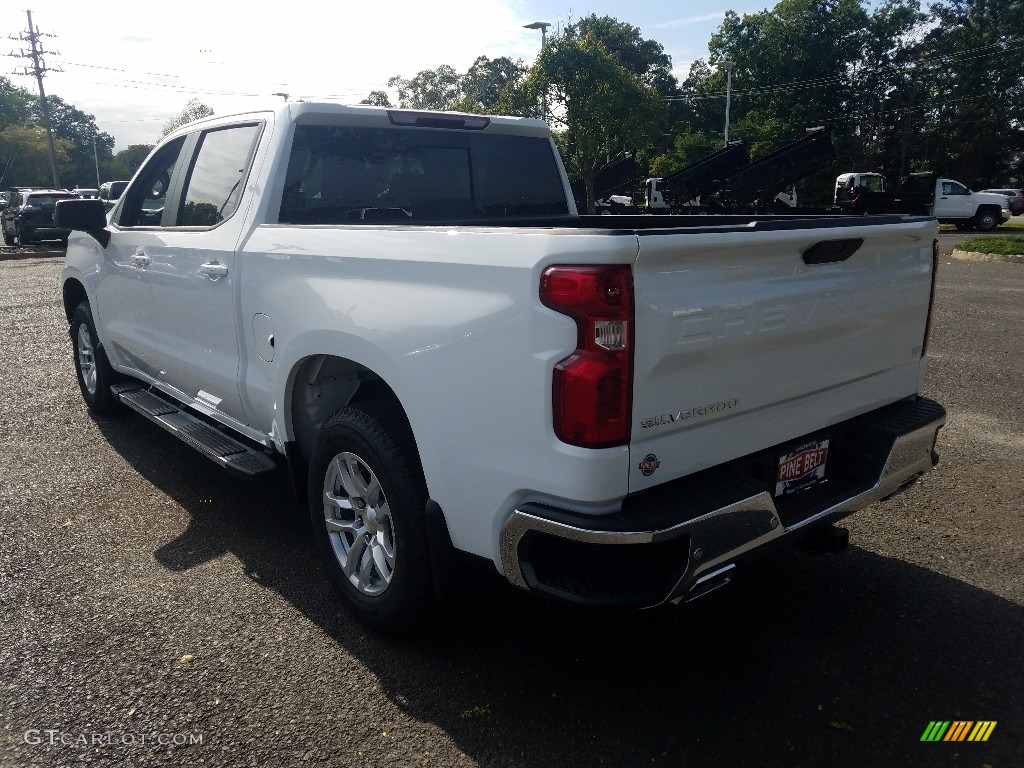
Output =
[{"x1": 648, "y1": 12, "x2": 726, "y2": 30}]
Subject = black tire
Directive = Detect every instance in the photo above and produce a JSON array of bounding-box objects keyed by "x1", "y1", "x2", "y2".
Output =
[
  {"x1": 70, "y1": 302, "x2": 120, "y2": 415},
  {"x1": 308, "y1": 400, "x2": 432, "y2": 632},
  {"x1": 2, "y1": 227, "x2": 14, "y2": 246},
  {"x1": 974, "y1": 209, "x2": 999, "y2": 232}
]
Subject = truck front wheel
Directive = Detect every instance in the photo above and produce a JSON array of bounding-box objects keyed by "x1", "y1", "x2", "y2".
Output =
[
  {"x1": 70, "y1": 302, "x2": 120, "y2": 415},
  {"x1": 309, "y1": 401, "x2": 432, "y2": 632},
  {"x1": 974, "y1": 209, "x2": 999, "y2": 232}
]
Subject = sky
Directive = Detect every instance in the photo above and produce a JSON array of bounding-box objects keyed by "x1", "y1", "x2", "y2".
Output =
[{"x1": 2, "y1": 1, "x2": 771, "y2": 151}]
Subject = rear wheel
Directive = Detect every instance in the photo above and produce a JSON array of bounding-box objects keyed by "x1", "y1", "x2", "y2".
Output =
[
  {"x1": 2, "y1": 227, "x2": 14, "y2": 246},
  {"x1": 308, "y1": 400, "x2": 432, "y2": 632},
  {"x1": 70, "y1": 302, "x2": 120, "y2": 414},
  {"x1": 974, "y1": 209, "x2": 999, "y2": 232}
]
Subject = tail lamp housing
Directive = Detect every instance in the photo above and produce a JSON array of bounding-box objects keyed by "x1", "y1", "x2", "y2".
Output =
[{"x1": 540, "y1": 265, "x2": 633, "y2": 448}]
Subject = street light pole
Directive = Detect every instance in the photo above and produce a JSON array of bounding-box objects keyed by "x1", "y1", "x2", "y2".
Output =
[
  {"x1": 523, "y1": 22, "x2": 552, "y2": 119},
  {"x1": 523, "y1": 20, "x2": 551, "y2": 48},
  {"x1": 717, "y1": 60, "x2": 736, "y2": 147},
  {"x1": 93, "y1": 134, "x2": 100, "y2": 189}
]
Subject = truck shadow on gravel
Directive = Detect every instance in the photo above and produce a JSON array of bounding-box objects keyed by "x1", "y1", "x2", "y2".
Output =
[{"x1": 95, "y1": 415, "x2": 1023, "y2": 768}]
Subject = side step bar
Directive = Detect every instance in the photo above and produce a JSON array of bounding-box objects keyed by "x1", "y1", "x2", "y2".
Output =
[{"x1": 111, "y1": 382, "x2": 277, "y2": 478}]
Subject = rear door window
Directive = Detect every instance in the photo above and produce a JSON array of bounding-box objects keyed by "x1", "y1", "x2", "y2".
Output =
[{"x1": 177, "y1": 124, "x2": 261, "y2": 227}]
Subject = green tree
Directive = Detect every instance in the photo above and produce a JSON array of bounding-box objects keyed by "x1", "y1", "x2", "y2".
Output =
[
  {"x1": 388, "y1": 66, "x2": 464, "y2": 111},
  {"x1": 160, "y1": 99, "x2": 214, "y2": 138},
  {"x1": 359, "y1": 90, "x2": 393, "y2": 107},
  {"x1": 568, "y1": 15, "x2": 678, "y2": 97},
  {"x1": 114, "y1": 144, "x2": 154, "y2": 174},
  {"x1": 909, "y1": 0, "x2": 1024, "y2": 185},
  {"x1": 680, "y1": 0, "x2": 872, "y2": 203},
  {"x1": 0, "y1": 76, "x2": 36, "y2": 132},
  {"x1": 463, "y1": 56, "x2": 525, "y2": 111},
  {"x1": 848, "y1": 0, "x2": 925, "y2": 173},
  {"x1": 387, "y1": 58, "x2": 526, "y2": 114},
  {"x1": 505, "y1": 31, "x2": 665, "y2": 213},
  {"x1": 42, "y1": 95, "x2": 115, "y2": 189},
  {"x1": 0, "y1": 125, "x2": 72, "y2": 187}
]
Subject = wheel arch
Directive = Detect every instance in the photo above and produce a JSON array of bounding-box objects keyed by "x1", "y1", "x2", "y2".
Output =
[
  {"x1": 285, "y1": 353, "x2": 417, "y2": 466},
  {"x1": 62, "y1": 278, "x2": 89, "y2": 323}
]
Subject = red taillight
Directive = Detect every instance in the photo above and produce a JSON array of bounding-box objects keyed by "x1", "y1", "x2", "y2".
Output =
[
  {"x1": 540, "y1": 265, "x2": 633, "y2": 448},
  {"x1": 922, "y1": 239, "x2": 939, "y2": 356}
]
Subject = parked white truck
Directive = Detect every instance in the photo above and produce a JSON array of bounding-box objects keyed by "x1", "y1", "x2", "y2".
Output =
[
  {"x1": 835, "y1": 172, "x2": 1010, "y2": 230},
  {"x1": 57, "y1": 103, "x2": 946, "y2": 630}
]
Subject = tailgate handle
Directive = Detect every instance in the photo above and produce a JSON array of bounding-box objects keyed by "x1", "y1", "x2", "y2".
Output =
[{"x1": 802, "y1": 238, "x2": 863, "y2": 265}]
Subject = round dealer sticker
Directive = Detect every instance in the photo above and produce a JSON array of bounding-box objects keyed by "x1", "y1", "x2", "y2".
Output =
[{"x1": 639, "y1": 454, "x2": 660, "y2": 476}]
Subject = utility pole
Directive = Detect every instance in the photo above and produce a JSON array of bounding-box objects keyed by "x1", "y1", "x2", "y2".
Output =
[{"x1": 10, "y1": 11, "x2": 62, "y2": 189}]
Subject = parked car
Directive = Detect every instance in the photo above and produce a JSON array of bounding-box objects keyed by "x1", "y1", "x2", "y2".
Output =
[
  {"x1": 1, "y1": 189, "x2": 80, "y2": 245},
  {"x1": 73, "y1": 188, "x2": 100, "y2": 199},
  {"x1": 99, "y1": 180, "x2": 130, "y2": 212},
  {"x1": 99, "y1": 180, "x2": 129, "y2": 200},
  {"x1": 980, "y1": 188, "x2": 1024, "y2": 216}
]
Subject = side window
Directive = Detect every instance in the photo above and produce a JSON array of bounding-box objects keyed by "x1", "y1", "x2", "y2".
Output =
[
  {"x1": 177, "y1": 124, "x2": 260, "y2": 227},
  {"x1": 117, "y1": 137, "x2": 186, "y2": 227}
]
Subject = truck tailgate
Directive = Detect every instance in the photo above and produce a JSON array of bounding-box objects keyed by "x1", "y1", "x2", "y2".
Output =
[{"x1": 628, "y1": 218, "x2": 936, "y2": 492}]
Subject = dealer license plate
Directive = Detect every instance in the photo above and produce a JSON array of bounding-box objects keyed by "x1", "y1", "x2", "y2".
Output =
[{"x1": 775, "y1": 439, "x2": 830, "y2": 496}]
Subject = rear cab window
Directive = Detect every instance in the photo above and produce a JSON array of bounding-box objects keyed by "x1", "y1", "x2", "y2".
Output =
[{"x1": 278, "y1": 123, "x2": 569, "y2": 224}]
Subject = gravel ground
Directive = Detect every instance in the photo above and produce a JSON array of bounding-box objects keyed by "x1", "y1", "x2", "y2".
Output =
[{"x1": 1, "y1": 252, "x2": 1022, "y2": 768}]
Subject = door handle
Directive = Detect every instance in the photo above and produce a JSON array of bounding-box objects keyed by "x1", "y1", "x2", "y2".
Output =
[
  {"x1": 200, "y1": 261, "x2": 228, "y2": 280},
  {"x1": 130, "y1": 248, "x2": 150, "y2": 268}
]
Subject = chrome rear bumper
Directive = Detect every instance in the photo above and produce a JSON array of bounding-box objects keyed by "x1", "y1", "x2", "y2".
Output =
[{"x1": 500, "y1": 398, "x2": 945, "y2": 607}]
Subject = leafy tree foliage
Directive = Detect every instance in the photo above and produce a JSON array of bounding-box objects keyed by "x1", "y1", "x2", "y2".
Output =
[
  {"x1": 505, "y1": 31, "x2": 665, "y2": 213},
  {"x1": 359, "y1": 90, "x2": 393, "y2": 107},
  {"x1": 45, "y1": 95, "x2": 116, "y2": 188},
  {"x1": 388, "y1": 66, "x2": 464, "y2": 111},
  {"x1": 1, "y1": 76, "x2": 117, "y2": 189},
  {"x1": 0, "y1": 125, "x2": 72, "y2": 187},
  {"x1": 909, "y1": 0, "x2": 1024, "y2": 186},
  {"x1": 160, "y1": 98, "x2": 214, "y2": 138},
  {"x1": 567, "y1": 15, "x2": 679, "y2": 98},
  {"x1": 111, "y1": 144, "x2": 155, "y2": 179},
  {"x1": 0, "y1": 76, "x2": 36, "y2": 132},
  {"x1": 388, "y1": 57, "x2": 525, "y2": 113},
  {"x1": 677, "y1": 0, "x2": 1022, "y2": 201},
  {"x1": 463, "y1": 56, "x2": 525, "y2": 111}
]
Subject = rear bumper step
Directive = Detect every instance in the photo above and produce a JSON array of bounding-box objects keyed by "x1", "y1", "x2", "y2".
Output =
[
  {"x1": 111, "y1": 382, "x2": 277, "y2": 478},
  {"x1": 500, "y1": 396, "x2": 945, "y2": 607}
]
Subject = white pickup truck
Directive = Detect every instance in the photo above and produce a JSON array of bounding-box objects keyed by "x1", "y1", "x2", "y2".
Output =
[
  {"x1": 835, "y1": 172, "x2": 1011, "y2": 230},
  {"x1": 57, "y1": 103, "x2": 946, "y2": 630}
]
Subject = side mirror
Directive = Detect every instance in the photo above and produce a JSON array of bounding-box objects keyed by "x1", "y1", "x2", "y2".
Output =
[{"x1": 55, "y1": 199, "x2": 110, "y2": 246}]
